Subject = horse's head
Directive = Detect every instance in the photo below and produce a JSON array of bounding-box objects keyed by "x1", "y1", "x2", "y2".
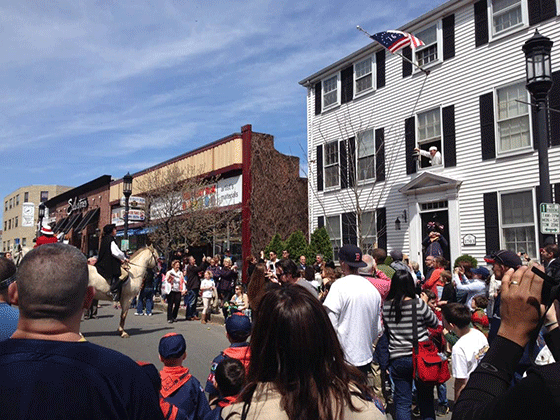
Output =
[{"x1": 147, "y1": 245, "x2": 159, "y2": 268}]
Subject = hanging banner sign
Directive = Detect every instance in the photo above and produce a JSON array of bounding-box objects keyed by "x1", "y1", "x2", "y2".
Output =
[{"x1": 21, "y1": 203, "x2": 35, "y2": 227}]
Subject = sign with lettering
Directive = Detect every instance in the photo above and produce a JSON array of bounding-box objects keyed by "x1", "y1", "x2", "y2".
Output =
[
  {"x1": 540, "y1": 203, "x2": 560, "y2": 234},
  {"x1": 217, "y1": 175, "x2": 242, "y2": 207},
  {"x1": 120, "y1": 196, "x2": 146, "y2": 208},
  {"x1": 462, "y1": 234, "x2": 476, "y2": 246},
  {"x1": 111, "y1": 208, "x2": 146, "y2": 226},
  {"x1": 67, "y1": 197, "x2": 88, "y2": 215}
]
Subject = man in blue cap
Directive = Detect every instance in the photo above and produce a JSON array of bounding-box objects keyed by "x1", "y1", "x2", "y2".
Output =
[{"x1": 323, "y1": 244, "x2": 382, "y2": 377}]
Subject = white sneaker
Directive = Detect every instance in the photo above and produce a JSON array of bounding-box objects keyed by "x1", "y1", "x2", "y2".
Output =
[
  {"x1": 148, "y1": 313, "x2": 153, "y2": 316},
  {"x1": 134, "y1": 313, "x2": 142, "y2": 316}
]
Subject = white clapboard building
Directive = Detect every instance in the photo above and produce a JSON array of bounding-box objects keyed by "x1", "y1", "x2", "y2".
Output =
[{"x1": 300, "y1": 0, "x2": 560, "y2": 266}]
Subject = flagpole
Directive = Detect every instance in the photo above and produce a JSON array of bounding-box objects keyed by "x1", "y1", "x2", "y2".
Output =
[{"x1": 356, "y1": 26, "x2": 430, "y2": 76}]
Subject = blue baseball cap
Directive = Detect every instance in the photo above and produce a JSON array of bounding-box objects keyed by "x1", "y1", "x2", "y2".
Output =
[
  {"x1": 338, "y1": 244, "x2": 367, "y2": 268},
  {"x1": 225, "y1": 313, "x2": 252, "y2": 340},
  {"x1": 158, "y1": 333, "x2": 186, "y2": 359},
  {"x1": 471, "y1": 266, "x2": 490, "y2": 279}
]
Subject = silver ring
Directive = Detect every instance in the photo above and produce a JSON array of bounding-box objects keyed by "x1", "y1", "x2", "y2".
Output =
[{"x1": 510, "y1": 280, "x2": 519, "y2": 285}]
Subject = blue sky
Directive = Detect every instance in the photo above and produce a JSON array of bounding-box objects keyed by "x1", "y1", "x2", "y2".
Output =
[{"x1": 0, "y1": 0, "x2": 447, "y2": 222}]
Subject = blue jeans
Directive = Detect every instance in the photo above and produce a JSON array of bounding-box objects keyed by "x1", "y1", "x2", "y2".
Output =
[
  {"x1": 136, "y1": 287, "x2": 154, "y2": 315},
  {"x1": 390, "y1": 356, "x2": 435, "y2": 420},
  {"x1": 186, "y1": 289, "x2": 199, "y2": 318},
  {"x1": 437, "y1": 383, "x2": 448, "y2": 406}
]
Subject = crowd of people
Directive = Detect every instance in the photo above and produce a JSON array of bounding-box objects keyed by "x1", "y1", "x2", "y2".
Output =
[{"x1": 1, "y1": 227, "x2": 560, "y2": 419}]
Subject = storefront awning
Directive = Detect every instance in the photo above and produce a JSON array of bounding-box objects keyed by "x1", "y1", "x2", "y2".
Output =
[
  {"x1": 63, "y1": 212, "x2": 83, "y2": 234},
  {"x1": 53, "y1": 217, "x2": 68, "y2": 234},
  {"x1": 74, "y1": 208, "x2": 100, "y2": 233}
]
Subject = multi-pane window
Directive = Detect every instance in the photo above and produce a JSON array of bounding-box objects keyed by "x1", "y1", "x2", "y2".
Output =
[
  {"x1": 22, "y1": 238, "x2": 26, "y2": 247},
  {"x1": 324, "y1": 141, "x2": 340, "y2": 188},
  {"x1": 24, "y1": 192, "x2": 29, "y2": 202},
  {"x1": 323, "y1": 75, "x2": 338, "y2": 108},
  {"x1": 9, "y1": 198, "x2": 12, "y2": 209},
  {"x1": 417, "y1": 108, "x2": 442, "y2": 168},
  {"x1": 357, "y1": 129, "x2": 375, "y2": 181},
  {"x1": 4, "y1": 221, "x2": 6, "y2": 231},
  {"x1": 15, "y1": 195, "x2": 19, "y2": 206},
  {"x1": 415, "y1": 24, "x2": 438, "y2": 67},
  {"x1": 4, "y1": 201, "x2": 6, "y2": 211},
  {"x1": 326, "y1": 215, "x2": 341, "y2": 262},
  {"x1": 360, "y1": 211, "x2": 376, "y2": 255},
  {"x1": 492, "y1": 0, "x2": 523, "y2": 35},
  {"x1": 496, "y1": 82, "x2": 531, "y2": 153},
  {"x1": 8, "y1": 220, "x2": 11, "y2": 230},
  {"x1": 40, "y1": 191, "x2": 49, "y2": 202},
  {"x1": 15, "y1": 217, "x2": 18, "y2": 228},
  {"x1": 501, "y1": 190, "x2": 536, "y2": 256},
  {"x1": 354, "y1": 57, "x2": 373, "y2": 95}
]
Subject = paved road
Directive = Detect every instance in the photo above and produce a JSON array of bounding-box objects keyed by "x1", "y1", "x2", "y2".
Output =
[
  {"x1": 81, "y1": 302, "x2": 453, "y2": 420},
  {"x1": 80, "y1": 302, "x2": 230, "y2": 383}
]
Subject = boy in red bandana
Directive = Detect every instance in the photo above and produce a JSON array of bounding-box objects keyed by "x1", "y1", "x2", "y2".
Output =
[
  {"x1": 205, "y1": 313, "x2": 251, "y2": 402},
  {"x1": 159, "y1": 333, "x2": 211, "y2": 420},
  {"x1": 204, "y1": 358, "x2": 246, "y2": 420}
]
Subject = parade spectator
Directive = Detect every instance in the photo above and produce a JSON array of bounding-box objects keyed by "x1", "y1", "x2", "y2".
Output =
[
  {"x1": 278, "y1": 258, "x2": 318, "y2": 298},
  {"x1": 390, "y1": 249, "x2": 414, "y2": 276},
  {"x1": 200, "y1": 270, "x2": 215, "y2": 324},
  {"x1": 221, "y1": 285, "x2": 386, "y2": 420},
  {"x1": 437, "y1": 269, "x2": 456, "y2": 306},
  {"x1": 304, "y1": 265, "x2": 321, "y2": 292},
  {"x1": 372, "y1": 248, "x2": 395, "y2": 279},
  {"x1": 281, "y1": 249, "x2": 291, "y2": 261},
  {"x1": 471, "y1": 295, "x2": 490, "y2": 337},
  {"x1": 313, "y1": 253, "x2": 325, "y2": 273},
  {"x1": 422, "y1": 228, "x2": 448, "y2": 259},
  {"x1": 135, "y1": 267, "x2": 156, "y2": 317},
  {"x1": 410, "y1": 261, "x2": 424, "y2": 288},
  {"x1": 266, "y1": 251, "x2": 279, "y2": 276},
  {"x1": 422, "y1": 256, "x2": 446, "y2": 296},
  {"x1": 165, "y1": 260, "x2": 186, "y2": 323},
  {"x1": 0, "y1": 243, "x2": 164, "y2": 419},
  {"x1": 34, "y1": 223, "x2": 58, "y2": 248},
  {"x1": 454, "y1": 266, "x2": 489, "y2": 309},
  {"x1": 84, "y1": 256, "x2": 99, "y2": 320},
  {"x1": 424, "y1": 255, "x2": 435, "y2": 282},
  {"x1": 244, "y1": 254, "x2": 257, "y2": 281},
  {"x1": 228, "y1": 284, "x2": 249, "y2": 316},
  {"x1": 204, "y1": 358, "x2": 246, "y2": 420},
  {"x1": 298, "y1": 255, "x2": 307, "y2": 272},
  {"x1": 96, "y1": 224, "x2": 128, "y2": 301},
  {"x1": 205, "y1": 312, "x2": 252, "y2": 402},
  {"x1": 415, "y1": 145, "x2": 442, "y2": 166},
  {"x1": 185, "y1": 256, "x2": 208, "y2": 321},
  {"x1": 541, "y1": 243, "x2": 560, "y2": 281},
  {"x1": 247, "y1": 263, "x2": 270, "y2": 316},
  {"x1": 217, "y1": 258, "x2": 237, "y2": 318},
  {"x1": 158, "y1": 333, "x2": 210, "y2": 420},
  {"x1": 0, "y1": 256, "x2": 18, "y2": 341},
  {"x1": 453, "y1": 265, "x2": 560, "y2": 420},
  {"x1": 383, "y1": 270, "x2": 439, "y2": 420},
  {"x1": 324, "y1": 244, "x2": 382, "y2": 376},
  {"x1": 441, "y1": 302, "x2": 489, "y2": 402}
]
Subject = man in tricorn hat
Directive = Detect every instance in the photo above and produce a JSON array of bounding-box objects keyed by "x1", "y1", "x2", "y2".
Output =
[
  {"x1": 34, "y1": 223, "x2": 58, "y2": 248},
  {"x1": 95, "y1": 224, "x2": 128, "y2": 301}
]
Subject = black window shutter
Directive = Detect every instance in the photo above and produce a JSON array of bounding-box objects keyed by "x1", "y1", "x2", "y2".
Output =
[
  {"x1": 376, "y1": 50, "x2": 386, "y2": 88},
  {"x1": 480, "y1": 92, "x2": 496, "y2": 160},
  {"x1": 405, "y1": 117, "x2": 416, "y2": 174},
  {"x1": 376, "y1": 207, "x2": 387, "y2": 251},
  {"x1": 348, "y1": 136, "x2": 356, "y2": 188},
  {"x1": 318, "y1": 216, "x2": 325, "y2": 229},
  {"x1": 314, "y1": 83, "x2": 322, "y2": 115},
  {"x1": 555, "y1": 183, "x2": 560, "y2": 243},
  {"x1": 443, "y1": 105, "x2": 456, "y2": 167},
  {"x1": 341, "y1": 66, "x2": 353, "y2": 104},
  {"x1": 483, "y1": 192, "x2": 499, "y2": 255},
  {"x1": 340, "y1": 140, "x2": 348, "y2": 189},
  {"x1": 474, "y1": 0, "x2": 489, "y2": 47},
  {"x1": 342, "y1": 212, "x2": 357, "y2": 246},
  {"x1": 316, "y1": 145, "x2": 323, "y2": 192},
  {"x1": 442, "y1": 14, "x2": 455, "y2": 60},
  {"x1": 375, "y1": 127, "x2": 385, "y2": 182},
  {"x1": 529, "y1": 0, "x2": 557, "y2": 25},
  {"x1": 550, "y1": 71, "x2": 560, "y2": 146},
  {"x1": 402, "y1": 47, "x2": 412, "y2": 77}
]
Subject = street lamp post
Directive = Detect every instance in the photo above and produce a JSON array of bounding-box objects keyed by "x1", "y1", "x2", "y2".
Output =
[
  {"x1": 523, "y1": 30, "x2": 554, "y2": 244},
  {"x1": 37, "y1": 202, "x2": 45, "y2": 238},
  {"x1": 123, "y1": 172, "x2": 133, "y2": 250}
]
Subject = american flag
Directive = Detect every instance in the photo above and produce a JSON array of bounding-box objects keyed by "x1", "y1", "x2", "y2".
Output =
[{"x1": 369, "y1": 30, "x2": 424, "y2": 53}]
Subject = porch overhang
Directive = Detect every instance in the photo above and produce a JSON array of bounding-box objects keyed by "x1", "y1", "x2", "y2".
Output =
[{"x1": 399, "y1": 172, "x2": 462, "y2": 196}]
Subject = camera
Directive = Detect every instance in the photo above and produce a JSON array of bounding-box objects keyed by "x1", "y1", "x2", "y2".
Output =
[{"x1": 531, "y1": 266, "x2": 560, "y2": 304}]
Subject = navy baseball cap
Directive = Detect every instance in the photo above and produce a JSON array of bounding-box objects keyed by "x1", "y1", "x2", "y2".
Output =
[
  {"x1": 484, "y1": 250, "x2": 522, "y2": 269},
  {"x1": 471, "y1": 266, "x2": 490, "y2": 279},
  {"x1": 158, "y1": 333, "x2": 186, "y2": 359},
  {"x1": 338, "y1": 244, "x2": 367, "y2": 268},
  {"x1": 225, "y1": 313, "x2": 252, "y2": 340}
]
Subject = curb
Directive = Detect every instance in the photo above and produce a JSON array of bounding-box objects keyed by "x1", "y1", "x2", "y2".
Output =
[{"x1": 153, "y1": 298, "x2": 226, "y2": 326}]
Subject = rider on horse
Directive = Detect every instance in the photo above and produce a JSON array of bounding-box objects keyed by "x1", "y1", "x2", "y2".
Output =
[{"x1": 95, "y1": 224, "x2": 128, "y2": 301}]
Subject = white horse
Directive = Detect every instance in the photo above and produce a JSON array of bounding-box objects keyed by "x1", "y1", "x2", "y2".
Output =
[{"x1": 88, "y1": 245, "x2": 159, "y2": 338}]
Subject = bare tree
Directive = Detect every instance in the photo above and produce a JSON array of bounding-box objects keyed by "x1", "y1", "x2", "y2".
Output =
[{"x1": 138, "y1": 165, "x2": 239, "y2": 253}]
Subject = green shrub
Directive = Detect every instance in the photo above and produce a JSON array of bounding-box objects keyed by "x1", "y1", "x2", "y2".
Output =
[{"x1": 454, "y1": 254, "x2": 478, "y2": 268}]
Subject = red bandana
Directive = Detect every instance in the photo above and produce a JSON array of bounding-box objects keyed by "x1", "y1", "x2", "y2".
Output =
[{"x1": 160, "y1": 366, "x2": 192, "y2": 398}]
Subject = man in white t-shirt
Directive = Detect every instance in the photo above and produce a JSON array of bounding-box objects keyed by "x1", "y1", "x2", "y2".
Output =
[
  {"x1": 323, "y1": 244, "x2": 382, "y2": 377},
  {"x1": 442, "y1": 302, "x2": 489, "y2": 401}
]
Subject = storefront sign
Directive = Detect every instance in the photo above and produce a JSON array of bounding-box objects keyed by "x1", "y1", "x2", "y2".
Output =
[
  {"x1": 67, "y1": 197, "x2": 88, "y2": 215},
  {"x1": 21, "y1": 202, "x2": 35, "y2": 227},
  {"x1": 119, "y1": 196, "x2": 146, "y2": 208},
  {"x1": 111, "y1": 208, "x2": 146, "y2": 226},
  {"x1": 217, "y1": 175, "x2": 242, "y2": 207}
]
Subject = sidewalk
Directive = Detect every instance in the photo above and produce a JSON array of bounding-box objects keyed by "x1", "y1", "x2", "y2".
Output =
[{"x1": 153, "y1": 296, "x2": 226, "y2": 325}]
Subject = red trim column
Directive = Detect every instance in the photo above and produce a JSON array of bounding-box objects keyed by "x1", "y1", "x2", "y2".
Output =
[{"x1": 241, "y1": 124, "x2": 252, "y2": 283}]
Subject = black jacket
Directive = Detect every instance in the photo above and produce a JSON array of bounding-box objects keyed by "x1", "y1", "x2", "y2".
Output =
[{"x1": 96, "y1": 235, "x2": 122, "y2": 279}]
